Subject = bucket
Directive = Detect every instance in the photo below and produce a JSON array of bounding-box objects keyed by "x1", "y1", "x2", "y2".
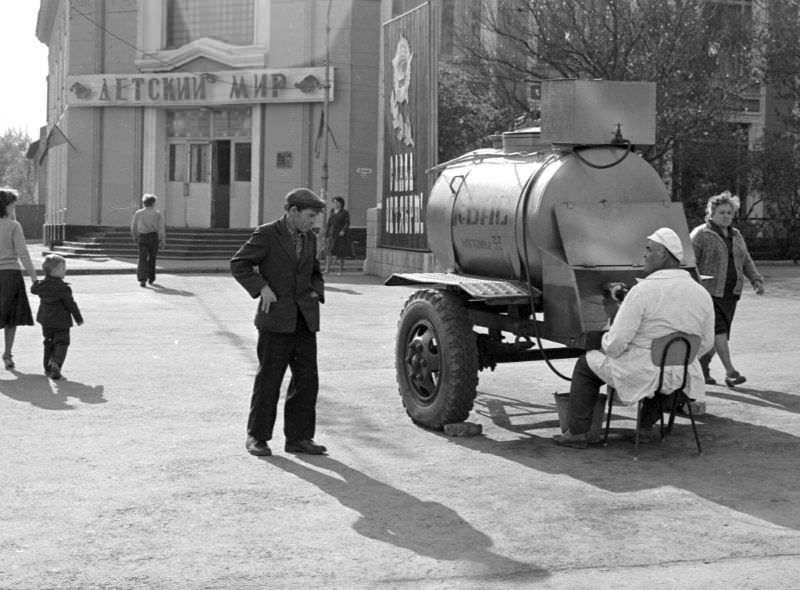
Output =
[{"x1": 554, "y1": 392, "x2": 607, "y2": 441}]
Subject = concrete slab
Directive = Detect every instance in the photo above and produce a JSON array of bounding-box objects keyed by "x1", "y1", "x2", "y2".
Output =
[{"x1": 1, "y1": 267, "x2": 798, "y2": 589}]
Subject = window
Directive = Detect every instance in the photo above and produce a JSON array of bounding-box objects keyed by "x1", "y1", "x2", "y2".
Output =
[
  {"x1": 168, "y1": 144, "x2": 186, "y2": 181},
  {"x1": 167, "y1": 109, "x2": 211, "y2": 138},
  {"x1": 166, "y1": 0, "x2": 255, "y2": 49},
  {"x1": 277, "y1": 151, "x2": 293, "y2": 169},
  {"x1": 167, "y1": 108, "x2": 250, "y2": 139},
  {"x1": 189, "y1": 143, "x2": 209, "y2": 182},
  {"x1": 235, "y1": 143, "x2": 252, "y2": 181},
  {"x1": 214, "y1": 108, "x2": 252, "y2": 138}
]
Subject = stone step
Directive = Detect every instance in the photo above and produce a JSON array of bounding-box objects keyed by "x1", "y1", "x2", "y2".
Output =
[
  {"x1": 61, "y1": 239, "x2": 245, "y2": 250},
  {"x1": 52, "y1": 226, "x2": 366, "y2": 262}
]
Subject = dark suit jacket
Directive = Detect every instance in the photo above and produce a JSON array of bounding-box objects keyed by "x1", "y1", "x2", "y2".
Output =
[
  {"x1": 230, "y1": 216, "x2": 325, "y2": 333},
  {"x1": 31, "y1": 277, "x2": 84, "y2": 329}
]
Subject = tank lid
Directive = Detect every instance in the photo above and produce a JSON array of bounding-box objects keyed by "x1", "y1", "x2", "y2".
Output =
[{"x1": 502, "y1": 126, "x2": 549, "y2": 153}]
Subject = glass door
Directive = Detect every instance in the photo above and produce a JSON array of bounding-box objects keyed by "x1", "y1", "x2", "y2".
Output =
[
  {"x1": 187, "y1": 142, "x2": 212, "y2": 227},
  {"x1": 166, "y1": 141, "x2": 211, "y2": 227}
]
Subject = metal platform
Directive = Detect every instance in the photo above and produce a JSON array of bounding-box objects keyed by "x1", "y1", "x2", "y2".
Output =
[{"x1": 385, "y1": 272, "x2": 537, "y2": 304}]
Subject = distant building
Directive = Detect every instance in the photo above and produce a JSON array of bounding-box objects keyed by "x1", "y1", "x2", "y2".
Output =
[{"x1": 35, "y1": 0, "x2": 380, "y2": 243}]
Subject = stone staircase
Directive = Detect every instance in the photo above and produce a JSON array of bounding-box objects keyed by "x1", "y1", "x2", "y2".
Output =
[
  {"x1": 47, "y1": 226, "x2": 367, "y2": 266},
  {"x1": 49, "y1": 227, "x2": 255, "y2": 260}
]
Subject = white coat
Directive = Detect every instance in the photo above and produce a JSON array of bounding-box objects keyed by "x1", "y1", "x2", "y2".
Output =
[{"x1": 586, "y1": 269, "x2": 715, "y2": 404}]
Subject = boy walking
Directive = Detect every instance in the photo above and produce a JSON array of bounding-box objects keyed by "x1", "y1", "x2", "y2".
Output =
[{"x1": 31, "y1": 254, "x2": 83, "y2": 379}]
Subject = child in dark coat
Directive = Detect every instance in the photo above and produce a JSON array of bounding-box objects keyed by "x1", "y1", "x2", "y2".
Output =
[{"x1": 31, "y1": 254, "x2": 83, "y2": 379}]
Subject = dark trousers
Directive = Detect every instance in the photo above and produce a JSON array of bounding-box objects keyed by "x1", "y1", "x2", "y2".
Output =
[
  {"x1": 568, "y1": 354, "x2": 662, "y2": 434},
  {"x1": 137, "y1": 233, "x2": 159, "y2": 282},
  {"x1": 247, "y1": 315, "x2": 318, "y2": 442},
  {"x1": 42, "y1": 327, "x2": 70, "y2": 370}
]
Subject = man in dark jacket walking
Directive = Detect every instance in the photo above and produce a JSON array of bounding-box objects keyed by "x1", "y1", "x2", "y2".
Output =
[
  {"x1": 231, "y1": 188, "x2": 327, "y2": 457},
  {"x1": 31, "y1": 254, "x2": 83, "y2": 379}
]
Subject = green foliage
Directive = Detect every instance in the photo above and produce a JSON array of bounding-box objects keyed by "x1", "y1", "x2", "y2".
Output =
[
  {"x1": 462, "y1": 0, "x2": 759, "y2": 173},
  {"x1": 0, "y1": 128, "x2": 35, "y2": 202},
  {"x1": 745, "y1": 132, "x2": 800, "y2": 260},
  {"x1": 437, "y1": 63, "x2": 517, "y2": 162}
]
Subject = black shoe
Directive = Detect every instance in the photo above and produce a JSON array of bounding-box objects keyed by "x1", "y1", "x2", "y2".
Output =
[
  {"x1": 704, "y1": 375, "x2": 717, "y2": 385},
  {"x1": 246, "y1": 436, "x2": 271, "y2": 457},
  {"x1": 725, "y1": 371, "x2": 746, "y2": 387},
  {"x1": 285, "y1": 439, "x2": 327, "y2": 455},
  {"x1": 139, "y1": 281, "x2": 146, "y2": 288},
  {"x1": 148, "y1": 278, "x2": 155, "y2": 285},
  {"x1": 552, "y1": 431, "x2": 588, "y2": 449},
  {"x1": 48, "y1": 361, "x2": 61, "y2": 380}
]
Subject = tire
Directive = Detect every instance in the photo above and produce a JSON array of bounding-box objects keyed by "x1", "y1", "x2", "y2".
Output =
[{"x1": 395, "y1": 289, "x2": 479, "y2": 429}]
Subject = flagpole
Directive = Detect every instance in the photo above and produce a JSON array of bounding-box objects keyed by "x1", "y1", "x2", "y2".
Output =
[{"x1": 320, "y1": 0, "x2": 332, "y2": 233}]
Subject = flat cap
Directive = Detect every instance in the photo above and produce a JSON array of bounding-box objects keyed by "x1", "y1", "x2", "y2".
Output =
[{"x1": 285, "y1": 187, "x2": 325, "y2": 210}]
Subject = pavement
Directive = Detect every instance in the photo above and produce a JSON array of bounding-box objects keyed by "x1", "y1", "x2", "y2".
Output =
[
  {"x1": 28, "y1": 241, "x2": 366, "y2": 278},
  {"x1": 1, "y1": 253, "x2": 798, "y2": 589},
  {"x1": 28, "y1": 240, "x2": 798, "y2": 278},
  {"x1": 29, "y1": 242, "x2": 239, "y2": 276}
]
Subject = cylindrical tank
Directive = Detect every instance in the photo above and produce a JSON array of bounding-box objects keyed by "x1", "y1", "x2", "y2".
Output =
[{"x1": 426, "y1": 146, "x2": 669, "y2": 287}]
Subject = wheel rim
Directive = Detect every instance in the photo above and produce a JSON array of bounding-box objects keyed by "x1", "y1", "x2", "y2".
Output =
[{"x1": 403, "y1": 320, "x2": 442, "y2": 403}]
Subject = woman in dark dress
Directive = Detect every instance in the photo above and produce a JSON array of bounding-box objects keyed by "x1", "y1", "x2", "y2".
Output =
[
  {"x1": 690, "y1": 191, "x2": 764, "y2": 388},
  {"x1": 324, "y1": 196, "x2": 350, "y2": 275},
  {"x1": 0, "y1": 188, "x2": 37, "y2": 369}
]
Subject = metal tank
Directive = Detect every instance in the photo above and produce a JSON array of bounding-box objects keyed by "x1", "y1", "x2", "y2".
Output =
[
  {"x1": 427, "y1": 145, "x2": 687, "y2": 287},
  {"x1": 386, "y1": 80, "x2": 697, "y2": 430}
]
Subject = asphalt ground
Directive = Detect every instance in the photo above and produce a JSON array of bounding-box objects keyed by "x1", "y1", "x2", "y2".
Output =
[{"x1": 1, "y1": 261, "x2": 799, "y2": 589}]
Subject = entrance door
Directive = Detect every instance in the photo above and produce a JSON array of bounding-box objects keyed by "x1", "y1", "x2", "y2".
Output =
[
  {"x1": 187, "y1": 142, "x2": 212, "y2": 226},
  {"x1": 166, "y1": 141, "x2": 211, "y2": 227},
  {"x1": 211, "y1": 140, "x2": 231, "y2": 228}
]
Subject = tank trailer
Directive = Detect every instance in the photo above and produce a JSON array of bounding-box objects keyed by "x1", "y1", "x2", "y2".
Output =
[{"x1": 386, "y1": 80, "x2": 697, "y2": 429}]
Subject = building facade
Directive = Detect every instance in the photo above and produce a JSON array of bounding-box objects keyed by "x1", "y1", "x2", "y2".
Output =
[{"x1": 36, "y1": 0, "x2": 380, "y2": 241}]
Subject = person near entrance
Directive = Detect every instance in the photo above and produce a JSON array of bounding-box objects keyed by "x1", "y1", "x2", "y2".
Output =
[
  {"x1": 130, "y1": 193, "x2": 166, "y2": 287},
  {"x1": 553, "y1": 228, "x2": 715, "y2": 448},
  {"x1": 323, "y1": 196, "x2": 350, "y2": 275},
  {"x1": 231, "y1": 187, "x2": 327, "y2": 457}
]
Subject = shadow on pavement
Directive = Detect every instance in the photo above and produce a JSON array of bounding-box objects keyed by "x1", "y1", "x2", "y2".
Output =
[
  {"x1": 707, "y1": 386, "x2": 800, "y2": 414},
  {"x1": 269, "y1": 455, "x2": 548, "y2": 582},
  {"x1": 148, "y1": 283, "x2": 195, "y2": 296},
  {"x1": 325, "y1": 285, "x2": 364, "y2": 295},
  {"x1": 443, "y1": 390, "x2": 800, "y2": 530},
  {"x1": 0, "y1": 370, "x2": 106, "y2": 410}
]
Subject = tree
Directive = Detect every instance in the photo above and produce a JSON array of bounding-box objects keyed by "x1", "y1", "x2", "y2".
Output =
[
  {"x1": 437, "y1": 62, "x2": 517, "y2": 162},
  {"x1": 745, "y1": 132, "x2": 800, "y2": 260},
  {"x1": 456, "y1": 0, "x2": 759, "y2": 187},
  {"x1": 0, "y1": 128, "x2": 36, "y2": 202}
]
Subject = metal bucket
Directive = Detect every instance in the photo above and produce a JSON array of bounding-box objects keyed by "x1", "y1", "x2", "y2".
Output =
[{"x1": 554, "y1": 392, "x2": 607, "y2": 442}]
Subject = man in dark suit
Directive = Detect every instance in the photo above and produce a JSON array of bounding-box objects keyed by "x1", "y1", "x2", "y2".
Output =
[{"x1": 231, "y1": 188, "x2": 327, "y2": 457}]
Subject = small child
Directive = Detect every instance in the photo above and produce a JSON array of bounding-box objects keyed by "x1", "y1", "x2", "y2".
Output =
[{"x1": 31, "y1": 254, "x2": 83, "y2": 379}]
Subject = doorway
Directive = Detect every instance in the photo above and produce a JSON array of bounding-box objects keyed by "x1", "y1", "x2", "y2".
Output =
[
  {"x1": 211, "y1": 140, "x2": 230, "y2": 228},
  {"x1": 164, "y1": 107, "x2": 252, "y2": 228}
]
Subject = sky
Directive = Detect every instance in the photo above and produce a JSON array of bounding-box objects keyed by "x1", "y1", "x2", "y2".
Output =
[{"x1": 0, "y1": 4, "x2": 48, "y2": 138}]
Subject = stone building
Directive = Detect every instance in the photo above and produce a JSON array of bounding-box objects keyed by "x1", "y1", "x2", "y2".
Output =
[{"x1": 35, "y1": 0, "x2": 380, "y2": 246}]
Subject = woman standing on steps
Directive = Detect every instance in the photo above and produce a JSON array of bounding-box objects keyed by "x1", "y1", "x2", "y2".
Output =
[{"x1": 0, "y1": 188, "x2": 37, "y2": 369}]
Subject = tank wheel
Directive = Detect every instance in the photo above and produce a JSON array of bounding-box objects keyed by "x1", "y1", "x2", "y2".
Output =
[{"x1": 395, "y1": 289, "x2": 479, "y2": 429}]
